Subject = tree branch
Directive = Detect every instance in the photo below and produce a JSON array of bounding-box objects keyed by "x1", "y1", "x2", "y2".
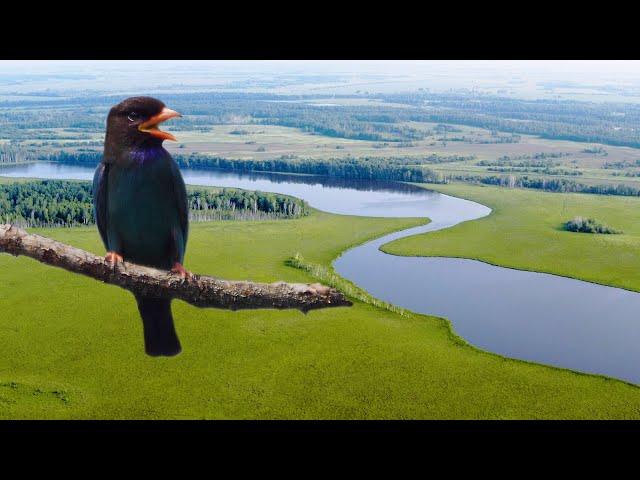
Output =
[{"x1": 0, "y1": 224, "x2": 352, "y2": 312}]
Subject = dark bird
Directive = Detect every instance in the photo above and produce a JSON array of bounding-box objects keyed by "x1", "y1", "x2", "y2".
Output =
[{"x1": 93, "y1": 96, "x2": 189, "y2": 356}]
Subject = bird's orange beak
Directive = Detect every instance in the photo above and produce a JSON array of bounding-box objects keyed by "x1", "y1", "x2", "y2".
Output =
[{"x1": 138, "y1": 107, "x2": 182, "y2": 141}]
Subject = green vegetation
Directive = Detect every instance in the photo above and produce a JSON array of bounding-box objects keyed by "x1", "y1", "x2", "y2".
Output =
[
  {"x1": 384, "y1": 92, "x2": 640, "y2": 148},
  {"x1": 187, "y1": 187, "x2": 308, "y2": 221},
  {"x1": 0, "y1": 180, "x2": 309, "y2": 227},
  {"x1": 485, "y1": 167, "x2": 582, "y2": 176},
  {"x1": 7, "y1": 72, "x2": 640, "y2": 419},
  {"x1": 384, "y1": 183, "x2": 640, "y2": 292},
  {"x1": 448, "y1": 174, "x2": 640, "y2": 197},
  {"x1": 9, "y1": 91, "x2": 640, "y2": 196},
  {"x1": 583, "y1": 146, "x2": 608, "y2": 155},
  {"x1": 565, "y1": 216, "x2": 621, "y2": 234},
  {"x1": 174, "y1": 154, "x2": 441, "y2": 183},
  {"x1": 477, "y1": 153, "x2": 568, "y2": 167},
  {"x1": 287, "y1": 252, "x2": 409, "y2": 317},
  {"x1": 50, "y1": 151, "x2": 442, "y2": 183},
  {"x1": 0, "y1": 180, "x2": 93, "y2": 226},
  {"x1": 0, "y1": 142, "x2": 38, "y2": 164},
  {"x1": 9, "y1": 91, "x2": 640, "y2": 148},
  {"x1": 603, "y1": 159, "x2": 640, "y2": 169},
  {"x1": 5, "y1": 208, "x2": 640, "y2": 419}
]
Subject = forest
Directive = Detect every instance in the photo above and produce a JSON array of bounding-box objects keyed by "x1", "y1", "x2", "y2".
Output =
[
  {"x1": 0, "y1": 180, "x2": 309, "y2": 227},
  {"x1": 41, "y1": 151, "x2": 442, "y2": 183},
  {"x1": 380, "y1": 93, "x2": 640, "y2": 148},
  {"x1": 174, "y1": 154, "x2": 443, "y2": 183},
  {"x1": 6, "y1": 90, "x2": 640, "y2": 148}
]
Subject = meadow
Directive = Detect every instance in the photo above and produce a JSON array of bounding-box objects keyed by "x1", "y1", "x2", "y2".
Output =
[
  {"x1": 4, "y1": 203, "x2": 640, "y2": 419},
  {"x1": 384, "y1": 183, "x2": 640, "y2": 293}
]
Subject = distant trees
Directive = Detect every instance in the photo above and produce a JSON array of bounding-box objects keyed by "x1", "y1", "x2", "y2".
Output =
[
  {"x1": 7, "y1": 90, "x2": 640, "y2": 149},
  {"x1": 0, "y1": 180, "x2": 308, "y2": 228},
  {"x1": 565, "y1": 217, "x2": 620, "y2": 234},
  {"x1": 187, "y1": 188, "x2": 308, "y2": 221},
  {"x1": 12, "y1": 91, "x2": 640, "y2": 199},
  {"x1": 411, "y1": 154, "x2": 475, "y2": 164},
  {"x1": 582, "y1": 146, "x2": 607, "y2": 155},
  {"x1": 381, "y1": 92, "x2": 640, "y2": 149},
  {"x1": 33, "y1": 150, "x2": 450, "y2": 184},
  {"x1": 174, "y1": 153, "x2": 445, "y2": 183},
  {"x1": 485, "y1": 167, "x2": 582, "y2": 176},
  {"x1": 477, "y1": 152, "x2": 570, "y2": 168},
  {"x1": 38, "y1": 150, "x2": 102, "y2": 164},
  {"x1": 48, "y1": 150, "x2": 460, "y2": 183},
  {"x1": 602, "y1": 159, "x2": 640, "y2": 170},
  {"x1": 0, "y1": 180, "x2": 93, "y2": 227},
  {"x1": 448, "y1": 173, "x2": 640, "y2": 197},
  {"x1": 0, "y1": 143, "x2": 38, "y2": 164}
]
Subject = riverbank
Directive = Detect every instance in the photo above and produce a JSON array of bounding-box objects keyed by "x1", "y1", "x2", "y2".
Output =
[{"x1": 383, "y1": 183, "x2": 640, "y2": 293}]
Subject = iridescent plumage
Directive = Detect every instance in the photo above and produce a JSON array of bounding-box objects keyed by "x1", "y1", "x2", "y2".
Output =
[{"x1": 93, "y1": 97, "x2": 188, "y2": 356}]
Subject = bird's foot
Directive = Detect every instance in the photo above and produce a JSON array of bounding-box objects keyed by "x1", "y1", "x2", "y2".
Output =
[
  {"x1": 105, "y1": 251, "x2": 124, "y2": 266},
  {"x1": 171, "y1": 262, "x2": 192, "y2": 280}
]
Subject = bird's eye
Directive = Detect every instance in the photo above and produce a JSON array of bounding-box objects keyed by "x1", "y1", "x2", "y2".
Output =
[{"x1": 127, "y1": 112, "x2": 139, "y2": 122}]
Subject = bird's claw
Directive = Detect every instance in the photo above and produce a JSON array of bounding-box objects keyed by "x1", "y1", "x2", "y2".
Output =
[
  {"x1": 171, "y1": 262, "x2": 192, "y2": 280},
  {"x1": 105, "y1": 251, "x2": 124, "y2": 266}
]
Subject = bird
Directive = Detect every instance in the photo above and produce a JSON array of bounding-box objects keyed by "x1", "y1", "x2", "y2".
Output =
[{"x1": 93, "y1": 96, "x2": 189, "y2": 357}]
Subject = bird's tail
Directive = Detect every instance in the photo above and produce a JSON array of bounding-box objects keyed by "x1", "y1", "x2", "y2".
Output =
[{"x1": 135, "y1": 295, "x2": 182, "y2": 357}]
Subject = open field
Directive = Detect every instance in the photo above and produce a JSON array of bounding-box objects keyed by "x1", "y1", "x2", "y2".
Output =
[
  {"x1": 165, "y1": 127, "x2": 638, "y2": 177},
  {"x1": 384, "y1": 183, "x2": 640, "y2": 292},
  {"x1": 11, "y1": 121, "x2": 638, "y2": 164},
  {"x1": 5, "y1": 88, "x2": 640, "y2": 191},
  {"x1": 4, "y1": 206, "x2": 640, "y2": 418},
  {"x1": 8, "y1": 117, "x2": 640, "y2": 189}
]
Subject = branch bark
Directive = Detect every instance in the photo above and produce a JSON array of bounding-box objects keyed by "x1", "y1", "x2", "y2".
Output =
[{"x1": 0, "y1": 224, "x2": 352, "y2": 312}]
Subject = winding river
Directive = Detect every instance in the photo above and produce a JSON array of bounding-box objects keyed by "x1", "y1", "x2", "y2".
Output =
[{"x1": 3, "y1": 162, "x2": 640, "y2": 385}]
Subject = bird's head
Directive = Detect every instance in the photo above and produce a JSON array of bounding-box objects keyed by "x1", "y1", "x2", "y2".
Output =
[{"x1": 104, "y1": 96, "x2": 181, "y2": 156}]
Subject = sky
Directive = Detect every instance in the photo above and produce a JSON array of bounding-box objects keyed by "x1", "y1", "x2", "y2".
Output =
[{"x1": 2, "y1": 61, "x2": 640, "y2": 100}]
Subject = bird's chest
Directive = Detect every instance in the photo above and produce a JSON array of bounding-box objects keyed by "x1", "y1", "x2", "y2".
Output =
[{"x1": 108, "y1": 161, "x2": 176, "y2": 248}]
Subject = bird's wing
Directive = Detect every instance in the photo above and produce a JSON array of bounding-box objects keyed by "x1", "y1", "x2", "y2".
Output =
[
  {"x1": 170, "y1": 159, "x2": 189, "y2": 246},
  {"x1": 92, "y1": 162, "x2": 109, "y2": 250}
]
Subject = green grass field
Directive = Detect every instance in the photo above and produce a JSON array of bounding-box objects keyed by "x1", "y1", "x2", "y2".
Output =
[
  {"x1": 384, "y1": 183, "x2": 640, "y2": 292},
  {"x1": 4, "y1": 202, "x2": 640, "y2": 419}
]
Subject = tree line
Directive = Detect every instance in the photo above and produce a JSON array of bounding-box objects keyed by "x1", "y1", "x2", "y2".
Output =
[
  {"x1": 0, "y1": 142, "x2": 38, "y2": 164},
  {"x1": 32, "y1": 151, "x2": 448, "y2": 184},
  {"x1": 485, "y1": 167, "x2": 582, "y2": 176},
  {"x1": 448, "y1": 173, "x2": 640, "y2": 197},
  {"x1": 175, "y1": 154, "x2": 444, "y2": 183},
  {"x1": 0, "y1": 180, "x2": 309, "y2": 228}
]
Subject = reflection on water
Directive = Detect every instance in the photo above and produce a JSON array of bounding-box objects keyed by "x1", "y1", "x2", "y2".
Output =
[
  {"x1": 3, "y1": 161, "x2": 640, "y2": 384},
  {"x1": 0, "y1": 162, "x2": 437, "y2": 218}
]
